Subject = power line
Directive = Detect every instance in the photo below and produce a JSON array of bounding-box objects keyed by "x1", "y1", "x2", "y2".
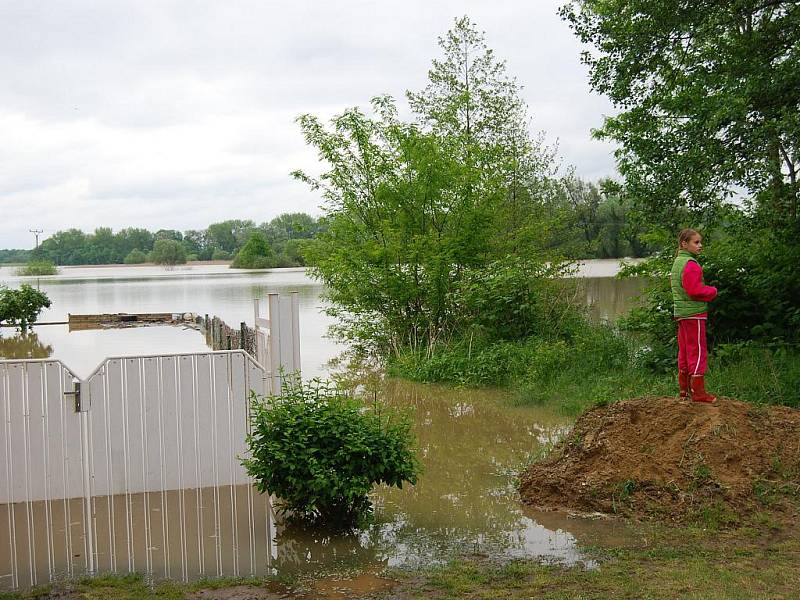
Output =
[{"x1": 29, "y1": 229, "x2": 43, "y2": 250}]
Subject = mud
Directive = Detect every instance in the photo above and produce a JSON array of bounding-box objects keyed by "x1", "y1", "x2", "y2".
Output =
[
  {"x1": 186, "y1": 573, "x2": 396, "y2": 600},
  {"x1": 519, "y1": 397, "x2": 800, "y2": 523}
]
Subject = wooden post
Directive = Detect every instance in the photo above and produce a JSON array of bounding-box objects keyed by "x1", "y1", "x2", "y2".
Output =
[{"x1": 240, "y1": 322, "x2": 247, "y2": 351}]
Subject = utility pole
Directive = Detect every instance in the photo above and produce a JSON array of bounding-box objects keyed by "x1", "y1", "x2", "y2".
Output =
[{"x1": 29, "y1": 229, "x2": 43, "y2": 250}]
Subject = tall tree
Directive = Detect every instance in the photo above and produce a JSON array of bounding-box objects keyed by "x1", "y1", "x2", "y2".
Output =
[
  {"x1": 561, "y1": 0, "x2": 800, "y2": 224},
  {"x1": 408, "y1": 16, "x2": 557, "y2": 255},
  {"x1": 294, "y1": 20, "x2": 562, "y2": 357}
]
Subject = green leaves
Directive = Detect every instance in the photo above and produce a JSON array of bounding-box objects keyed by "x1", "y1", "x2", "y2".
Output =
[
  {"x1": 293, "y1": 18, "x2": 562, "y2": 361},
  {"x1": 231, "y1": 231, "x2": 274, "y2": 269},
  {"x1": 0, "y1": 284, "x2": 51, "y2": 331},
  {"x1": 562, "y1": 0, "x2": 800, "y2": 224},
  {"x1": 242, "y1": 379, "x2": 421, "y2": 527}
]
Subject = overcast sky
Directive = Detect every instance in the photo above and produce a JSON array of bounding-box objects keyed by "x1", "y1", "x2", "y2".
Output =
[{"x1": 0, "y1": 0, "x2": 617, "y2": 249}]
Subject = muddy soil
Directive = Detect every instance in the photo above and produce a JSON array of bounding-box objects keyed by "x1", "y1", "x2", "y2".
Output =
[{"x1": 519, "y1": 397, "x2": 800, "y2": 523}]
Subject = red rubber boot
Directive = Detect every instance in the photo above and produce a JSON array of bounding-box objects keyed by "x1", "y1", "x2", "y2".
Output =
[
  {"x1": 679, "y1": 371, "x2": 690, "y2": 400},
  {"x1": 690, "y1": 375, "x2": 717, "y2": 404}
]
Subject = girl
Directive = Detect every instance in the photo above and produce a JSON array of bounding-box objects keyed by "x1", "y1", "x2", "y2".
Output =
[{"x1": 670, "y1": 229, "x2": 718, "y2": 403}]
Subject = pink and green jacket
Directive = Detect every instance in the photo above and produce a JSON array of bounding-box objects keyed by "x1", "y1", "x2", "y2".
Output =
[{"x1": 670, "y1": 250, "x2": 717, "y2": 319}]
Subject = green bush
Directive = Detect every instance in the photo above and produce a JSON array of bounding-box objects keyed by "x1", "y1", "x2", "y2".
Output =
[
  {"x1": 242, "y1": 378, "x2": 421, "y2": 526},
  {"x1": 211, "y1": 248, "x2": 232, "y2": 261},
  {"x1": 0, "y1": 284, "x2": 52, "y2": 331},
  {"x1": 123, "y1": 249, "x2": 148, "y2": 264},
  {"x1": 15, "y1": 260, "x2": 58, "y2": 276},
  {"x1": 231, "y1": 232, "x2": 275, "y2": 269},
  {"x1": 455, "y1": 257, "x2": 585, "y2": 342},
  {"x1": 390, "y1": 323, "x2": 630, "y2": 390},
  {"x1": 149, "y1": 239, "x2": 187, "y2": 265},
  {"x1": 619, "y1": 216, "x2": 800, "y2": 373}
]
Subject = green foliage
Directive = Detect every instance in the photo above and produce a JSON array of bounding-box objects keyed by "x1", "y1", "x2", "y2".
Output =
[
  {"x1": 455, "y1": 257, "x2": 584, "y2": 342},
  {"x1": 14, "y1": 214, "x2": 320, "y2": 266},
  {"x1": 0, "y1": 248, "x2": 31, "y2": 264},
  {"x1": 561, "y1": 0, "x2": 799, "y2": 225},
  {"x1": 15, "y1": 260, "x2": 58, "y2": 276},
  {"x1": 0, "y1": 284, "x2": 52, "y2": 331},
  {"x1": 620, "y1": 215, "x2": 800, "y2": 373},
  {"x1": 123, "y1": 248, "x2": 148, "y2": 264},
  {"x1": 390, "y1": 321, "x2": 630, "y2": 390},
  {"x1": 211, "y1": 248, "x2": 232, "y2": 261},
  {"x1": 553, "y1": 176, "x2": 652, "y2": 259},
  {"x1": 231, "y1": 232, "x2": 274, "y2": 269},
  {"x1": 242, "y1": 378, "x2": 421, "y2": 526},
  {"x1": 148, "y1": 239, "x2": 187, "y2": 265},
  {"x1": 295, "y1": 18, "x2": 563, "y2": 360}
]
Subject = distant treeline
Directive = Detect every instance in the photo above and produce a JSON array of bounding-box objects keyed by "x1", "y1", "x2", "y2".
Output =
[
  {"x1": 1, "y1": 185, "x2": 650, "y2": 266},
  {"x1": 0, "y1": 249, "x2": 31, "y2": 264},
  {"x1": 1, "y1": 213, "x2": 323, "y2": 267}
]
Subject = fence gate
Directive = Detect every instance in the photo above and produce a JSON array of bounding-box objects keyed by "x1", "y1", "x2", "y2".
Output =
[{"x1": 1, "y1": 350, "x2": 276, "y2": 591}]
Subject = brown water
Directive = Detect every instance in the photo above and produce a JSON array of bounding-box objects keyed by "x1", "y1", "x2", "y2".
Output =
[
  {"x1": 0, "y1": 262, "x2": 642, "y2": 588},
  {"x1": 0, "y1": 262, "x2": 643, "y2": 378},
  {"x1": 0, "y1": 378, "x2": 634, "y2": 590}
]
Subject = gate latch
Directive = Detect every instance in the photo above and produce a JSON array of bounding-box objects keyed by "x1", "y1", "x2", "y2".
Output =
[{"x1": 63, "y1": 377, "x2": 82, "y2": 412}]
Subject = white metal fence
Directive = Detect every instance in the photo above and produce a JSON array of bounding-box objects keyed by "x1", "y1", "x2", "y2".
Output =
[
  {"x1": 1, "y1": 292, "x2": 304, "y2": 590},
  {"x1": 1, "y1": 351, "x2": 274, "y2": 590}
]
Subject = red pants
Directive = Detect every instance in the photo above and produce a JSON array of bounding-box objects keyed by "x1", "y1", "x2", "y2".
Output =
[{"x1": 677, "y1": 318, "x2": 708, "y2": 375}]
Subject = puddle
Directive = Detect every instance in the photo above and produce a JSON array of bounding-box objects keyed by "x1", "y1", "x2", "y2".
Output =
[{"x1": 265, "y1": 380, "x2": 605, "y2": 575}]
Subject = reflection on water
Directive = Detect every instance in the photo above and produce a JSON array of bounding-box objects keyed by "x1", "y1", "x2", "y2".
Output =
[
  {"x1": 0, "y1": 331, "x2": 53, "y2": 359},
  {"x1": 1, "y1": 378, "x2": 614, "y2": 590},
  {"x1": 266, "y1": 380, "x2": 597, "y2": 575},
  {"x1": 1, "y1": 486, "x2": 274, "y2": 590}
]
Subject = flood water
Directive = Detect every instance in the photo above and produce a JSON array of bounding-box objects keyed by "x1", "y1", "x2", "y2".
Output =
[{"x1": 0, "y1": 261, "x2": 642, "y2": 589}]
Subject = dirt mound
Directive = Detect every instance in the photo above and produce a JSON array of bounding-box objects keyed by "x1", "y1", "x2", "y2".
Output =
[{"x1": 519, "y1": 397, "x2": 800, "y2": 524}]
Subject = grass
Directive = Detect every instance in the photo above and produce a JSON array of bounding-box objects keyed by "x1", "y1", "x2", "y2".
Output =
[
  {"x1": 8, "y1": 523, "x2": 796, "y2": 599},
  {"x1": 0, "y1": 515, "x2": 800, "y2": 600},
  {"x1": 388, "y1": 325, "x2": 800, "y2": 416},
  {"x1": 389, "y1": 524, "x2": 800, "y2": 599},
  {"x1": 0, "y1": 573, "x2": 288, "y2": 600}
]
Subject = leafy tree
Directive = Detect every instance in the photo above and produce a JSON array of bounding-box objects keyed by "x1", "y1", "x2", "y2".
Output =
[
  {"x1": 231, "y1": 232, "x2": 274, "y2": 269},
  {"x1": 87, "y1": 227, "x2": 118, "y2": 263},
  {"x1": 0, "y1": 284, "x2": 51, "y2": 331},
  {"x1": 154, "y1": 229, "x2": 183, "y2": 242},
  {"x1": 16, "y1": 261, "x2": 58, "y2": 276},
  {"x1": 123, "y1": 248, "x2": 148, "y2": 264},
  {"x1": 211, "y1": 248, "x2": 232, "y2": 261},
  {"x1": 206, "y1": 220, "x2": 255, "y2": 254},
  {"x1": 267, "y1": 213, "x2": 320, "y2": 240},
  {"x1": 560, "y1": 0, "x2": 800, "y2": 224},
  {"x1": 294, "y1": 19, "x2": 562, "y2": 358},
  {"x1": 408, "y1": 16, "x2": 558, "y2": 257},
  {"x1": 36, "y1": 228, "x2": 88, "y2": 265},
  {"x1": 0, "y1": 249, "x2": 32, "y2": 264},
  {"x1": 148, "y1": 239, "x2": 187, "y2": 265},
  {"x1": 116, "y1": 228, "x2": 155, "y2": 258},
  {"x1": 182, "y1": 229, "x2": 210, "y2": 259}
]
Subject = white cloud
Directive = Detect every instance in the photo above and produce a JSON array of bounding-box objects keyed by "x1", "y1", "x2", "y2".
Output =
[{"x1": 0, "y1": 0, "x2": 618, "y2": 248}]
